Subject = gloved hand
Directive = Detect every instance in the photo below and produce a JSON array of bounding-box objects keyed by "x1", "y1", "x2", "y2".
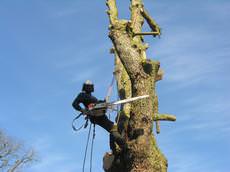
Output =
[{"x1": 81, "y1": 109, "x2": 91, "y2": 116}]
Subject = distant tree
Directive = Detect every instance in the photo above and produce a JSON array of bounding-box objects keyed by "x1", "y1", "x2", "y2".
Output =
[
  {"x1": 0, "y1": 130, "x2": 36, "y2": 172},
  {"x1": 103, "y1": 0, "x2": 176, "y2": 172}
]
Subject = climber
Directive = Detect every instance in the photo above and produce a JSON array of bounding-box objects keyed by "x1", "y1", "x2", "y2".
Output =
[{"x1": 72, "y1": 80, "x2": 126, "y2": 152}]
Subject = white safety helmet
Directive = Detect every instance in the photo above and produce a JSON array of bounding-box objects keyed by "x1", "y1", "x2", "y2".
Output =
[{"x1": 82, "y1": 80, "x2": 94, "y2": 93}]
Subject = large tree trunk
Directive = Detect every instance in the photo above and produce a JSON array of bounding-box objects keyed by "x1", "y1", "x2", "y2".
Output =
[{"x1": 104, "y1": 0, "x2": 175, "y2": 172}]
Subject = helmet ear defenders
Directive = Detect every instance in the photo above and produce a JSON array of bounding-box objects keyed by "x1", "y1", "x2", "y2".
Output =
[{"x1": 82, "y1": 80, "x2": 94, "y2": 93}]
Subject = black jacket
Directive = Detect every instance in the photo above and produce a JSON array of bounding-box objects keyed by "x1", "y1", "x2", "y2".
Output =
[{"x1": 72, "y1": 92, "x2": 98, "y2": 112}]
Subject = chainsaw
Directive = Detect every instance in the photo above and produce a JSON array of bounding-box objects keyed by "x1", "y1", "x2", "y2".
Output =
[{"x1": 87, "y1": 95, "x2": 149, "y2": 117}]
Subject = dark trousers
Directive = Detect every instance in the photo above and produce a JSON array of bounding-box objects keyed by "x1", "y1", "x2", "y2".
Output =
[
  {"x1": 89, "y1": 115, "x2": 125, "y2": 150},
  {"x1": 89, "y1": 115, "x2": 114, "y2": 132}
]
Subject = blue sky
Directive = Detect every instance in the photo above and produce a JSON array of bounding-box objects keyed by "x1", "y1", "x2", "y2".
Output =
[{"x1": 0, "y1": 0, "x2": 230, "y2": 172}]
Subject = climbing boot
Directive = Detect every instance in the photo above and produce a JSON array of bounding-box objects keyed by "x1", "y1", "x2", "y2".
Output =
[{"x1": 110, "y1": 125, "x2": 126, "y2": 149}]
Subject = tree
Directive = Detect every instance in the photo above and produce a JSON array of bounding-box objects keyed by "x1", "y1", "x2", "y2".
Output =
[
  {"x1": 0, "y1": 130, "x2": 36, "y2": 172},
  {"x1": 103, "y1": 0, "x2": 176, "y2": 172}
]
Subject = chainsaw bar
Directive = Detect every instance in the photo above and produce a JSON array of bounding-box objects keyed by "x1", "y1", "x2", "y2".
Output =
[
  {"x1": 112, "y1": 95, "x2": 149, "y2": 105},
  {"x1": 92, "y1": 95, "x2": 149, "y2": 110}
]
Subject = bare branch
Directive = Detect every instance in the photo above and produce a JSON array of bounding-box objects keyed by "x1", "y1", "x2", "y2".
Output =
[
  {"x1": 141, "y1": 8, "x2": 161, "y2": 36},
  {"x1": 0, "y1": 130, "x2": 36, "y2": 171},
  {"x1": 134, "y1": 32, "x2": 160, "y2": 36},
  {"x1": 106, "y1": 0, "x2": 118, "y2": 25},
  {"x1": 7, "y1": 150, "x2": 35, "y2": 172},
  {"x1": 130, "y1": 0, "x2": 144, "y2": 34}
]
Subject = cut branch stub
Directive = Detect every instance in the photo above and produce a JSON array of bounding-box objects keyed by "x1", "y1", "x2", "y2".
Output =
[
  {"x1": 156, "y1": 68, "x2": 164, "y2": 82},
  {"x1": 153, "y1": 114, "x2": 177, "y2": 122},
  {"x1": 153, "y1": 113, "x2": 176, "y2": 133}
]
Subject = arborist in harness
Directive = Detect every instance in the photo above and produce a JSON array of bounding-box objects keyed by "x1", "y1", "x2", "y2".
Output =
[{"x1": 72, "y1": 80, "x2": 126, "y2": 151}]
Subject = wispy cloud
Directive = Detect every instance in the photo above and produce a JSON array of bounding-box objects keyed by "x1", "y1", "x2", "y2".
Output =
[
  {"x1": 26, "y1": 137, "x2": 81, "y2": 172},
  {"x1": 145, "y1": 1, "x2": 230, "y2": 91},
  {"x1": 163, "y1": 93, "x2": 230, "y2": 141},
  {"x1": 149, "y1": 27, "x2": 230, "y2": 89},
  {"x1": 167, "y1": 150, "x2": 220, "y2": 172}
]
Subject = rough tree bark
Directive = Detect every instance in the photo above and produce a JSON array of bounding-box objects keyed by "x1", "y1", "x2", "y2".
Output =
[{"x1": 104, "y1": 0, "x2": 176, "y2": 172}]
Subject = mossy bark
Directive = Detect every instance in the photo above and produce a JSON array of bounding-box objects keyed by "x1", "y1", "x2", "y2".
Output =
[{"x1": 105, "y1": 0, "x2": 170, "y2": 172}]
